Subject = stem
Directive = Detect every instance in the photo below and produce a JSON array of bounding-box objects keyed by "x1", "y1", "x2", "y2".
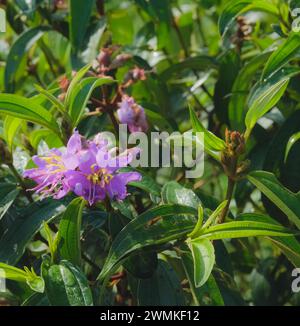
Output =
[
  {"x1": 96, "y1": 0, "x2": 105, "y2": 16},
  {"x1": 171, "y1": 14, "x2": 189, "y2": 58},
  {"x1": 8, "y1": 163, "x2": 33, "y2": 203},
  {"x1": 218, "y1": 177, "x2": 235, "y2": 224},
  {"x1": 108, "y1": 110, "x2": 119, "y2": 135}
]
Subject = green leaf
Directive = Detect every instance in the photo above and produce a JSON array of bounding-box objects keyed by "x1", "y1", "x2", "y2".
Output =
[
  {"x1": 162, "y1": 181, "x2": 201, "y2": 209},
  {"x1": 188, "y1": 206, "x2": 204, "y2": 238},
  {"x1": 64, "y1": 64, "x2": 91, "y2": 107},
  {"x1": 43, "y1": 222, "x2": 59, "y2": 264},
  {"x1": 0, "y1": 263, "x2": 44, "y2": 293},
  {"x1": 160, "y1": 55, "x2": 217, "y2": 81},
  {"x1": 189, "y1": 106, "x2": 226, "y2": 152},
  {"x1": 248, "y1": 171, "x2": 300, "y2": 229},
  {"x1": 120, "y1": 167, "x2": 162, "y2": 197},
  {"x1": 285, "y1": 131, "x2": 300, "y2": 162},
  {"x1": 195, "y1": 217, "x2": 297, "y2": 241},
  {"x1": 136, "y1": 260, "x2": 185, "y2": 306},
  {"x1": 187, "y1": 238, "x2": 215, "y2": 288},
  {"x1": 262, "y1": 33, "x2": 300, "y2": 80},
  {"x1": 124, "y1": 251, "x2": 158, "y2": 279},
  {"x1": 58, "y1": 198, "x2": 85, "y2": 267},
  {"x1": 181, "y1": 251, "x2": 224, "y2": 306},
  {"x1": 22, "y1": 293, "x2": 49, "y2": 306},
  {"x1": 245, "y1": 75, "x2": 290, "y2": 138},
  {"x1": 144, "y1": 108, "x2": 174, "y2": 132},
  {"x1": 0, "y1": 187, "x2": 19, "y2": 221},
  {"x1": 219, "y1": 0, "x2": 279, "y2": 36},
  {"x1": 34, "y1": 84, "x2": 66, "y2": 114},
  {"x1": 237, "y1": 213, "x2": 300, "y2": 267},
  {"x1": 98, "y1": 204, "x2": 197, "y2": 281},
  {"x1": 68, "y1": 77, "x2": 115, "y2": 127},
  {"x1": 202, "y1": 200, "x2": 228, "y2": 230},
  {"x1": 0, "y1": 262, "x2": 27, "y2": 282},
  {"x1": 69, "y1": 0, "x2": 94, "y2": 55},
  {"x1": 0, "y1": 94, "x2": 61, "y2": 135},
  {"x1": 81, "y1": 18, "x2": 107, "y2": 63},
  {"x1": 29, "y1": 129, "x2": 64, "y2": 149},
  {"x1": 42, "y1": 258, "x2": 93, "y2": 306},
  {"x1": 3, "y1": 116, "x2": 22, "y2": 151},
  {"x1": 4, "y1": 26, "x2": 51, "y2": 92},
  {"x1": 228, "y1": 51, "x2": 271, "y2": 131},
  {"x1": 214, "y1": 50, "x2": 240, "y2": 124},
  {"x1": 0, "y1": 199, "x2": 67, "y2": 265}
]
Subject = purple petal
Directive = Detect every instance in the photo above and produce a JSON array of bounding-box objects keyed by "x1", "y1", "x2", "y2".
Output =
[{"x1": 67, "y1": 130, "x2": 82, "y2": 154}]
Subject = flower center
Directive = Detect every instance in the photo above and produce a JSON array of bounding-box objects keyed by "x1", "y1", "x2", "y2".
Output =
[{"x1": 87, "y1": 166, "x2": 113, "y2": 185}]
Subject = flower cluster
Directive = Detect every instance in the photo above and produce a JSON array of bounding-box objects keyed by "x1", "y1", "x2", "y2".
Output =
[
  {"x1": 117, "y1": 95, "x2": 148, "y2": 133},
  {"x1": 23, "y1": 131, "x2": 142, "y2": 205},
  {"x1": 93, "y1": 47, "x2": 149, "y2": 133}
]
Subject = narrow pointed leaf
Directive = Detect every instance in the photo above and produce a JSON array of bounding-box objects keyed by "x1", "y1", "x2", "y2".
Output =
[
  {"x1": 189, "y1": 106, "x2": 225, "y2": 151},
  {"x1": 0, "y1": 94, "x2": 60, "y2": 135},
  {"x1": 68, "y1": 77, "x2": 115, "y2": 127},
  {"x1": 58, "y1": 198, "x2": 85, "y2": 266},
  {"x1": 248, "y1": 171, "x2": 300, "y2": 229},
  {"x1": 262, "y1": 33, "x2": 300, "y2": 80}
]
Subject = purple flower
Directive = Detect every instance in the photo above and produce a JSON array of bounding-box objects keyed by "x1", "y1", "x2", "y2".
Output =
[
  {"x1": 117, "y1": 95, "x2": 148, "y2": 133},
  {"x1": 23, "y1": 130, "x2": 82, "y2": 199},
  {"x1": 24, "y1": 131, "x2": 142, "y2": 205}
]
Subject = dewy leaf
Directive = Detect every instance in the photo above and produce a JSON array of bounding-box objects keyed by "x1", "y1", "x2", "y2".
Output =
[
  {"x1": 4, "y1": 26, "x2": 51, "y2": 92},
  {"x1": 162, "y1": 181, "x2": 201, "y2": 209},
  {"x1": 285, "y1": 131, "x2": 300, "y2": 162},
  {"x1": 262, "y1": 33, "x2": 300, "y2": 80},
  {"x1": 187, "y1": 238, "x2": 215, "y2": 288},
  {"x1": 98, "y1": 204, "x2": 197, "y2": 281},
  {"x1": 189, "y1": 106, "x2": 226, "y2": 152},
  {"x1": 0, "y1": 94, "x2": 61, "y2": 135},
  {"x1": 219, "y1": 0, "x2": 279, "y2": 36},
  {"x1": 58, "y1": 198, "x2": 86, "y2": 267},
  {"x1": 42, "y1": 259, "x2": 93, "y2": 306},
  {"x1": 68, "y1": 77, "x2": 115, "y2": 127},
  {"x1": 248, "y1": 171, "x2": 300, "y2": 230}
]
